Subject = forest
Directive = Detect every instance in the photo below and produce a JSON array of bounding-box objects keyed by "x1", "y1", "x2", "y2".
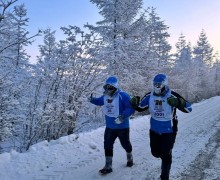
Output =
[{"x1": 0, "y1": 0, "x2": 220, "y2": 153}]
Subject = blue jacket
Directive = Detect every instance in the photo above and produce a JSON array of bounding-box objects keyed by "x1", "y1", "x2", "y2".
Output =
[
  {"x1": 90, "y1": 89, "x2": 135, "y2": 129},
  {"x1": 139, "y1": 89, "x2": 192, "y2": 134}
]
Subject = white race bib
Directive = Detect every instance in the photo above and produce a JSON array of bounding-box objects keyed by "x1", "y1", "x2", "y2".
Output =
[
  {"x1": 149, "y1": 91, "x2": 172, "y2": 121},
  {"x1": 102, "y1": 94, "x2": 119, "y2": 117}
]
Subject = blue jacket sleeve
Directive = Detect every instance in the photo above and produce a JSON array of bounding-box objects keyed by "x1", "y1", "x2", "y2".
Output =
[
  {"x1": 140, "y1": 94, "x2": 150, "y2": 108},
  {"x1": 184, "y1": 101, "x2": 192, "y2": 113},
  {"x1": 90, "y1": 95, "x2": 104, "y2": 106}
]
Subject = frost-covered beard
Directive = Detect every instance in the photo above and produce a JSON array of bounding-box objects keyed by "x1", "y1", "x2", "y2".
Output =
[{"x1": 153, "y1": 85, "x2": 166, "y2": 96}]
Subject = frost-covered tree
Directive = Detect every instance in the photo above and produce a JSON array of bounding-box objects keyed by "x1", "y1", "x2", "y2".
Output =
[
  {"x1": 143, "y1": 7, "x2": 171, "y2": 71},
  {"x1": 16, "y1": 26, "x2": 104, "y2": 150},
  {"x1": 173, "y1": 35, "x2": 192, "y2": 72},
  {"x1": 86, "y1": 0, "x2": 172, "y2": 97},
  {"x1": 14, "y1": 29, "x2": 58, "y2": 151},
  {"x1": 10, "y1": 4, "x2": 31, "y2": 66},
  {"x1": 0, "y1": 1, "x2": 36, "y2": 152},
  {"x1": 213, "y1": 52, "x2": 220, "y2": 95},
  {"x1": 86, "y1": 0, "x2": 149, "y2": 92},
  {"x1": 193, "y1": 29, "x2": 214, "y2": 66},
  {"x1": 192, "y1": 30, "x2": 215, "y2": 100},
  {"x1": 0, "y1": 76, "x2": 14, "y2": 143},
  {"x1": 171, "y1": 34, "x2": 194, "y2": 100},
  {"x1": 175, "y1": 33, "x2": 186, "y2": 58},
  {"x1": 132, "y1": 7, "x2": 172, "y2": 95}
]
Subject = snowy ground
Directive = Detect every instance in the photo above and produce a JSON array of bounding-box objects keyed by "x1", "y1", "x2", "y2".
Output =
[{"x1": 1, "y1": 96, "x2": 220, "y2": 180}]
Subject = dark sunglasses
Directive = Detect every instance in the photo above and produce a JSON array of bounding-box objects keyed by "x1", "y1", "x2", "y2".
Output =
[
  {"x1": 153, "y1": 82, "x2": 164, "y2": 88},
  {"x1": 103, "y1": 84, "x2": 116, "y2": 91}
]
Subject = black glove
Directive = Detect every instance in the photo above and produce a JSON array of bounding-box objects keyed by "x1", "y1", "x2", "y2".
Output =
[
  {"x1": 167, "y1": 96, "x2": 185, "y2": 108},
  {"x1": 130, "y1": 96, "x2": 140, "y2": 108}
]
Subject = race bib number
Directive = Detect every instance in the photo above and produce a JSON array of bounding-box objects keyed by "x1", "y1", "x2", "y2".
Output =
[
  {"x1": 154, "y1": 112, "x2": 165, "y2": 118},
  {"x1": 153, "y1": 100, "x2": 165, "y2": 118}
]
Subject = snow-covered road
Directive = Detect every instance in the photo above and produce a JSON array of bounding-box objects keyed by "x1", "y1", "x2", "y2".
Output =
[{"x1": 1, "y1": 96, "x2": 220, "y2": 180}]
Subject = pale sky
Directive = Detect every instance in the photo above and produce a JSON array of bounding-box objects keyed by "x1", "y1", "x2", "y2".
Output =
[{"x1": 16, "y1": 0, "x2": 220, "y2": 62}]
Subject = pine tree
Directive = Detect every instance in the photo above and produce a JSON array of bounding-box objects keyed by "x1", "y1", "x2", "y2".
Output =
[
  {"x1": 192, "y1": 30, "x2": 214, "y2": 100},
  {"x1": 130, "y1": 7, "x2": 172, "y2": 95},
  {"x1": 0, "y1": 1, "x2": 35, "y2": 151},
  {"x1": 213, "y1": 52, "x2": 220, "y2": 95},
  {"x1": 144, "y1": 7, "x2": 171, "y2": 70},
  {"x1": 174, "y1": 34, "x2": 192, "y2": 67},
  {"x1": 86, "y1": 0, "x2": 146, "y2": 79},
  {"x1": 172, "y1": 34, "x2": 194, "y2": 100},
  {"x1": 193, "y1": 29, "x2": 214, "y2": 66}
]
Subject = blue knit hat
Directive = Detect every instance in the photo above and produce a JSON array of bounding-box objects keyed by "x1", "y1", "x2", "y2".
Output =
[{"x1": 105, "y1": 76, "x2": 118, "y2": 88}]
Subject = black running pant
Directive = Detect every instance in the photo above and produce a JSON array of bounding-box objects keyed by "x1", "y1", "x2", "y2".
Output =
[
  {"x1": 104, "y1": 128, "x2": 132, "y2": 156},
  {"x1": 149, "y1": 130, "x2": 176, "y2": 163}
]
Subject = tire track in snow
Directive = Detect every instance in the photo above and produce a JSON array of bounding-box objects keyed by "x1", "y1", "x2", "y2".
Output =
[
  {"x1": 171, "y1": 97, "x2": 220, "y2": 179},
  {"x1": 180, "y1": 120, "x2": 220, "y2": 180}
]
